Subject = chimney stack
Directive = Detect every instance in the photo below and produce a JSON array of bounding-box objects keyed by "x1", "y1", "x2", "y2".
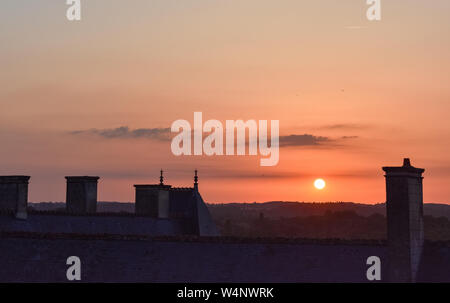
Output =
[
  {"x1": 383, "y1": 158, "x2": 425, "y2": 282},
  {"x1": 134, "y1": 171, "x2": 171, "y2": 218},
  {"x1": 65, "y1": 176, "x2": 99, "y2": 214},
  {"x1": 0, "y1": 176, "x2": 30, "y2": 219}
]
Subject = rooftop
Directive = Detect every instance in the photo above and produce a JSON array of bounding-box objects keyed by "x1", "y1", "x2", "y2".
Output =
[{"x1": 1, "y1": 230, "x2": 449, "y2": 247}]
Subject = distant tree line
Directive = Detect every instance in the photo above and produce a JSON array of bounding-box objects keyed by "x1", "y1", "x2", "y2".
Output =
[{"x1": 215, "y1": 211, "x2": 450, "y2": 241}]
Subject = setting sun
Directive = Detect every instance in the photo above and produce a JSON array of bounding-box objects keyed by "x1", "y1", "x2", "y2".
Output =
[{"x1": 314, "y1": 179, "x2": 326, "y2": 190}]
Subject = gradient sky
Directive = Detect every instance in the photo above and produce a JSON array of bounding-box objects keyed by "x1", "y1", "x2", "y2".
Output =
[{"x1": 1, "y1": 0, "x2": 449, "y2": 203}]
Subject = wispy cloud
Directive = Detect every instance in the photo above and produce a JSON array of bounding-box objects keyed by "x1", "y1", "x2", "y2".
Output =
[
  {"x1": 70, "y1": 126, "x2": 171, "y2": 141},
  {"x1": 278, "y1": 134, "x2": 330, "y2": 147},
  {"x1": 70, "y1": 127, "x2": 358, "y2": 148}
]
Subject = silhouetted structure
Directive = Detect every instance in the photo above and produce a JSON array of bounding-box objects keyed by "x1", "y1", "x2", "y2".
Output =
[
  {"x1": 135, "y1": 169, "x2": 171, "y2": 219},
  {"x1": 383, "y1": 158, "x2": 425, "y2": 282},
  {"x1": 0, "y1": 176, "x2": 30, "y2": 219},
  {"x1": 134, "y1": 170, "x2": 219, "y2": 235},
  {"x1": 0, "y1": 159, "x2": 449, "y2": 282},
  {"x1": 66, "y1": 176, "x2": 99, "y2": 214},
  {"x1": 0, "y1": 171, "x2": 218, "y2": 237}
]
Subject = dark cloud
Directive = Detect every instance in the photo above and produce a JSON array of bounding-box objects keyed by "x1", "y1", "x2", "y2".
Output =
[
  {"x1": 278, "y1": 134, "x2": 331, "y2": 147},
  {"x1": 70, "y1": 126, "x2": 171, "y2": 141},
  {"x1": 70, "y1": 127, "x2": 358, "y2": 149}
]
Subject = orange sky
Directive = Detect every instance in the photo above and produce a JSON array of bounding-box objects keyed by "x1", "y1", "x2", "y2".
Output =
[{"x1": 0, "y1": 0, "x2": 449, "y2": 203}]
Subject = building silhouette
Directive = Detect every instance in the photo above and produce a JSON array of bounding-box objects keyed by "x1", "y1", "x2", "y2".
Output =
[
  {"x1": 0, "y1": 171, "x2": 219, "y2": 237},
  {"x1": 0, "y1": 159, "x2": 449, "y2": 282},
  {"x1": 383, "y1": 158, "x2": 425, "y2": 282}
]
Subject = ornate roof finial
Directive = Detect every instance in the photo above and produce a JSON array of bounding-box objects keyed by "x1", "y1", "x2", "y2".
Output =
[
  {"x1": 194, "y1": 169, "x2": 198, "y2": 190},
  {"x1": 160, "y1": 169, "x2": 164, "y2": 185}
]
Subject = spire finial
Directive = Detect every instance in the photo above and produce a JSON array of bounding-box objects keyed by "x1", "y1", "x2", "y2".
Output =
[
  {"x1": 160, "y1": 169, "x2": 164, "y2": 185},
  {"x1": 194, "y1": 169, "x2": 198, "y2": 190},
  {"x1": 403, "y1": 158, "x2": 411, "y2": 167}
]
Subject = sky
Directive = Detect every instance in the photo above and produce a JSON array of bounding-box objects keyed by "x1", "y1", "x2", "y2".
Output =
[{"x1": 0, "y1": 0, "x2": 449, "y2": 203}]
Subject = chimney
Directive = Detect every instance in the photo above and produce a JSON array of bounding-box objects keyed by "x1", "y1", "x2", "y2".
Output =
[
  {"x1": 65, "y1": 176, "x2": 99, "y2": 214},
  {"x1": 0, "y1": 176, "x2": 30, "y2": 219},
  {"x1": 383, "y1": 158, "x2": 425, "y2": 282},
  {"x1": 134, "y1": 170, "x2": 171, "y2": 218}
]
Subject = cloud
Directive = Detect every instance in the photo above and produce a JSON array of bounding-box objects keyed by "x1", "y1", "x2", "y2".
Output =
[
  {"x1": 70, "y1": 127, "x2": 358, "y2": 149},
  {"x1": 70, "y1": 126, "x2": 171, "y2": 141},
  {"x1": 278, "y1": 134, "x2": 331, "y2": 147}
]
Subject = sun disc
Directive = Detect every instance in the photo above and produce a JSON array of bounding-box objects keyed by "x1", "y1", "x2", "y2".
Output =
[{"x1": 314, "y1": 179, "x2": 326, "y2": 190}]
